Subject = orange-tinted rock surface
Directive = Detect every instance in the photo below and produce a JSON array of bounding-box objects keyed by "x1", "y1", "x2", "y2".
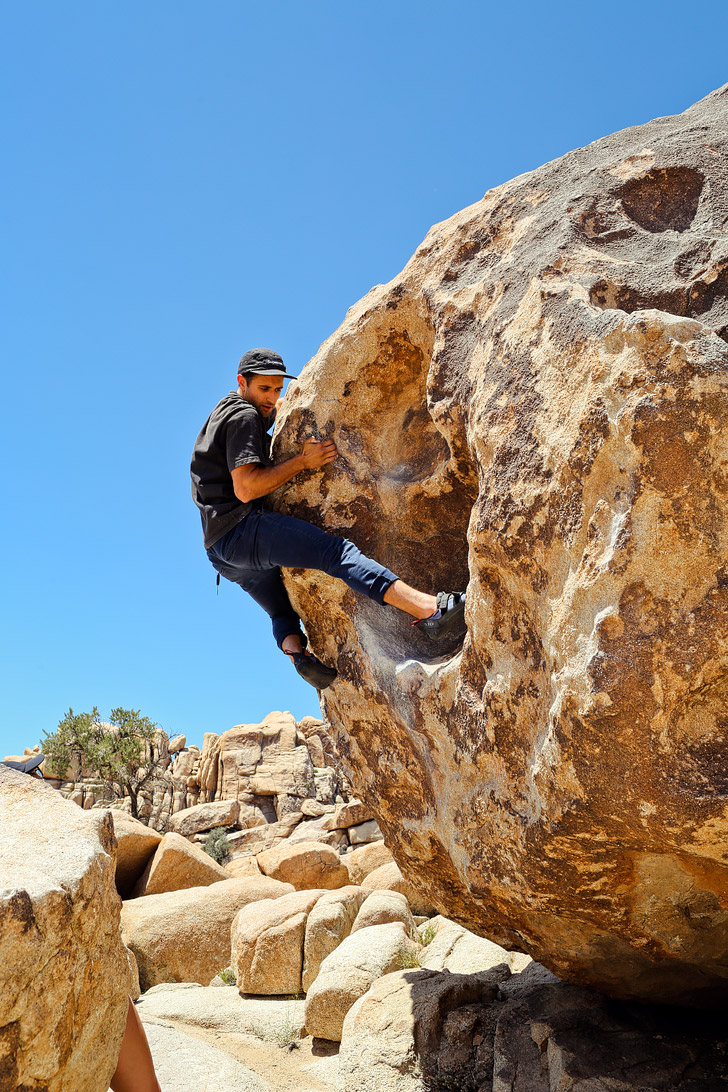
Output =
[{"x1": 274, "y1": 86, "x2": 728, "y2": 1004}]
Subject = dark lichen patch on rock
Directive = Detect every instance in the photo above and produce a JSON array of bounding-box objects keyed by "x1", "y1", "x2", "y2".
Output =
[{"x1": 619, "y1": 165, "x2": 705, "y2": 233}]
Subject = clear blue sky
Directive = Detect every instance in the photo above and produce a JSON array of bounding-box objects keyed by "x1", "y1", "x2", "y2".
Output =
[{"x1": 2, "y1": 1, "x2": 726, "y2": 758}]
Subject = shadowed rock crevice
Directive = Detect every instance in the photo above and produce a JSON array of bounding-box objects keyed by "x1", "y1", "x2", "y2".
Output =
[
  {"x1": 589, "y1": 263, "x2": 728, "y2": 342},
  {"x1": 619, "y1": 165, "x2": 705, "y2": 233}
]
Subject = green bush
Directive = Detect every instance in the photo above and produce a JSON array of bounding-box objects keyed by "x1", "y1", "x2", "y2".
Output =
[
  {"x1": 420, "y1": 920, "x2": 438, "y2": 947},
  {"x1": 203, "y1": 826, "x2": 232, "y2": 864}
]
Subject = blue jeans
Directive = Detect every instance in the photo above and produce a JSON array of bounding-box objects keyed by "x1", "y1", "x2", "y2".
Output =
[{"x1": 206, "y1": 507, "x2": 398, "y2": 649}]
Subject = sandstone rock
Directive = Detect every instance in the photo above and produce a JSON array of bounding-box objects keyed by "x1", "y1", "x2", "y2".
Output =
[
  {"x1": 302, "y1": 885, "x2": 368, "y2": 992},
  {"x1": 168, "y1": 798, "x2": 240, "y2": 836},
  {"x1": 420, "y1": 915, "x2": 531, "y2": 975},
  {"x1": 338, "y1": 966, "x2": 507, "y2": 1092},
  {"x1": 338, "y1": 959, "x2": 728, "y2": 1092},
  {"x1": 225, "y1": 854, "x2": 262, "y2": 878},
  {"x1": 322, "y1": 799, "x2": 372, "y2": 830},
  {"x1": 218, "y1": 711, "x2": 316, "y2": 800},
  {"x1": 140, "y1": 1020, "x2": 272, "y2": 1092},
  {"x1": 274, "y1": 85, "x2": 728, "y2": 1004},
  {"x1": 351, "y1": 890, "x2": 417, "y2": 938},
  {"x1": 121, "y1": 875, "x2": 294, "y2": 990},
  {"x1": 301, "y1": 798, "x2": 330, "y2": 817},
  {"x1": 299, "y1": 715, "x2": 342, "y2": 769},
  {"x1": 304, "y1": 922, "x2": 420, "y2": 1041},
  {"x1": 226, "y1": 813, "x2": 302, "y2": 854},
  {"x1": 343, "y1": 840, "x2": 394, "y2": 884},
  {"x1": 231, "y1": 889, "x2": 325, "y2": 994},
  {"x1": 196, "y1": 731, "x2": 221, "y2": 801},
  {"x1": 362, "y1": 861, "x2": 434, "y2": 916},
  {"x1": 274, "y1": 791, "x2": 306, "y2": 819},
  {"x1": 136, "y1": 982, "x2": 306, "y2": 1040},
  {"x1": 257, "y1": 840, "x2": 350, "y2": 890},
  {"x1": 348, "y1": 818, "x2": 383, "y2": 845},
  {"x1": 0, "y1": 767, "x2": 128, "y2": 1092},
  {"x1": 168, "y1": 734, "x2": 186, "y2": 754},
  {"x1": 111, "y1": 812, "x2": 163, "y2": 898},
  {"x1": 313, "y1": 766, "x2": 339, "y2": 803},
  {"x1": 132, "y1": 830, "x2": 228, "y2": 896},
  {"x1": 493, "y1": 964, "x2": 728, "y2": 1092},
  {"x1": 287, "y1": 813, "x2": 349, "y2": 848}
]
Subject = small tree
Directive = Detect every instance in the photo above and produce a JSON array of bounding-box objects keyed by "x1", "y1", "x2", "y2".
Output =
[{"x1": 43, "y1": 706, "x2": 163, "y2": 820}]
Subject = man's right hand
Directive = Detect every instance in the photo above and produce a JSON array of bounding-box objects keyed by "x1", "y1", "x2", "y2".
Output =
[{"x1": 301, "y1": 438, "x2": 338, "y2": 469}]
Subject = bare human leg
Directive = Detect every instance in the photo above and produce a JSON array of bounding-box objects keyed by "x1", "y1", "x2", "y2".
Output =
[
  {"x1": 383, "y1": 579, "x2": 437, "y2": 620},
  {"x1": 109, "y1": 998, "x2": 161, "y2": 1092},
  {"x1": 282, "y1": 633, "x2": 304, "y2": 661}
]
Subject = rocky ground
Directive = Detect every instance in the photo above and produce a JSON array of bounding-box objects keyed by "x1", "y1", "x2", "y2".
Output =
[
  {"x1": 6, "y1": 708, "x2": 728, "y2": 1091},
  {"x1": 7, "y1": 83, "x2": 728, "y2": 1090}
]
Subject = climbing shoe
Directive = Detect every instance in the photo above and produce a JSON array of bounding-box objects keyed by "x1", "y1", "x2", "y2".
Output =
[
  {"x1": 412, "y1": 591, "x2": 466, "y2": 640},
  {"x1": 291, "y1": 651, "x2": 338, "y2": 690}
]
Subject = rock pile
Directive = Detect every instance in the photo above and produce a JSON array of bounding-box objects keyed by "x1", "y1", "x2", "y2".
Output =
[
  {"x1": 13, "y1": 711, "x2": 354, "y2": 833},
  {"x1": 272, "y1": 84, "x2": 728, "y2": 1004}
]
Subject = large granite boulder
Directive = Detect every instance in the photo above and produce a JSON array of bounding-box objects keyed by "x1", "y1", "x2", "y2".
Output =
[
  {"x1": 167, "y1": 798, "x2": 240, "y2": 836},
  {"x1": 231, "y1": 889, "x2": 326, "y2": 995},
  {"x1": 0, "y1": 767, "x2": 129, "y2": 1092},
  {"x1": 111, "y1": 811, "x2": 163, "y2": 898},
  {"x1": 217, "y1": 711, "x2": 316, "y2": 801},
  {"x1": 338, "y1": 966, "x2": 507, "y2": 1092},
  {"x1": 121, "y1": 875, "x2": 294, "y2": 990},
  {"x1": 256, "y1": 839, "x2": 350, "y2": 890},
  {"x1": 131, "y1": 830, "x2": 228, "y2": 896},
  {"x1": 304, "y1": 922, "x2": 420, "y2": 1041},
  {"x1": 302, "y1": 885, "x2": 368, "y2": 992},
  {"x1": 274, "y1": 85, "x2": 728, "y2": 1004}
]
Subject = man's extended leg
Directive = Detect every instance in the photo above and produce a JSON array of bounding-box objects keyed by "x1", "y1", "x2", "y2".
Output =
[
  {"x1": 208, "y1": 507, "x2": 465, "y2": 688},
  {"x1": 382, "y1": 579, "x2": 436, "y2": 619},
  {"x1": 233, "y1": 566, "x2": 338, "y2": 688},
  {"x1": 250, "y1": 508, "x2": 465, "y2": 639}
]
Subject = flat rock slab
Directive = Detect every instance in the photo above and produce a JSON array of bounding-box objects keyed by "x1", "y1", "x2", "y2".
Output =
[
  {"x1": 138, "y1": 1019, "x2": 272, "y2": 1092},
  {"x1": 137, "y1": 984, "x2": 306, "y2": 1040},
  {"x1": 168, "y1": 799, "x2": 240, "y2": 837}
]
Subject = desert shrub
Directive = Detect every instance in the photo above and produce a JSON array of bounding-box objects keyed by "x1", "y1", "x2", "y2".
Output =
[
  {"x1": 396, "y1": 947, "x2": 422, "y2": 969},
  {"x1": 203, "y1": 826, "x2": 231, "y2": 864},
  {"x1": 420, "y1": 920, "x2": 438, "y2": 946}
]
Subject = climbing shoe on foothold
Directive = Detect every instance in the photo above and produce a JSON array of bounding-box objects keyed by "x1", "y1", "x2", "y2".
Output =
[
  {"x1": 412, "y1": 591, "x2": 466, "y2": 640},
  {"x1": 291, "y1": 651, "x2": 338, "y2": 690}
]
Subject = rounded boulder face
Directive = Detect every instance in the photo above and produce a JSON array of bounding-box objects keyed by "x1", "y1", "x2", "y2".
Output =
[
  {"x1": 274, "y1": 85, "x2": 728, "y2": 1005},
  {"x1": 0, "y1": 767, "x2": 129, "y2": 1091}
]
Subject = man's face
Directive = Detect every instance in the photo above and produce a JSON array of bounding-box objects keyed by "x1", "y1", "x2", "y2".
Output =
[{"x1": 238, "y1": 374, "x2": 284, "y2": 417}]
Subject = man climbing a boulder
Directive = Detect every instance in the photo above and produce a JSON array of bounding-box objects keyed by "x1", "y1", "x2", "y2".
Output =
[{"x1": 190, "y1": 348, "x2": 466, "y2": 690}]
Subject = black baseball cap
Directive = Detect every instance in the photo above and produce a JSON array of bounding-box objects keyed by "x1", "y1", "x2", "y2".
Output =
[{"x1": 238, "y1": 348, "x2": 298, "y2": 379}]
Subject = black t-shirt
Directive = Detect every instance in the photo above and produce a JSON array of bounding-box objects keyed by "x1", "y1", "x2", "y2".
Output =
[{"x1": 190, "y1": 392, "x2": 274, "y2": 549}]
